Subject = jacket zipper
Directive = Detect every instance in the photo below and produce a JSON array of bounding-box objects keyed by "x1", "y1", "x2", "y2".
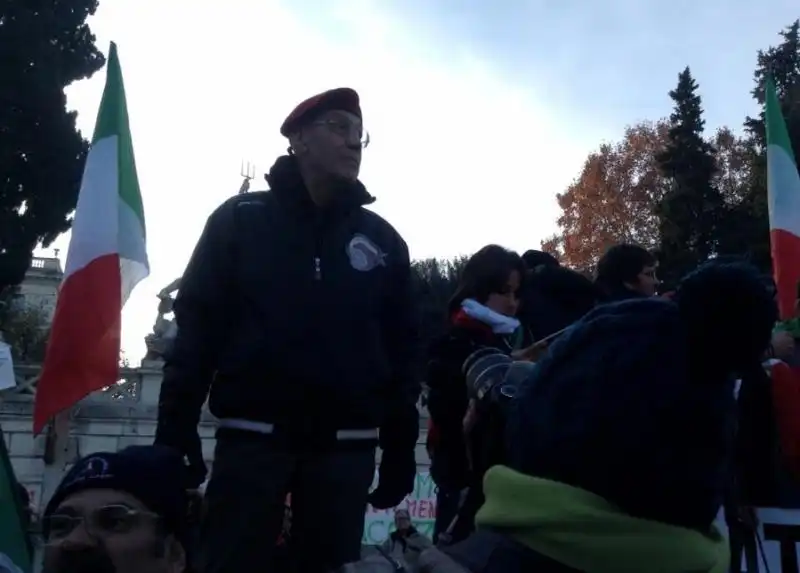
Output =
[{"x1": 312, "y1": 212, "x2": 326, "y2": 281}]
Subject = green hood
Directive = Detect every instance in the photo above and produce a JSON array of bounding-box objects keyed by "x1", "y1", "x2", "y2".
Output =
[{"x1": 475, "y1": 466, "x2": 729, "y2": 573}]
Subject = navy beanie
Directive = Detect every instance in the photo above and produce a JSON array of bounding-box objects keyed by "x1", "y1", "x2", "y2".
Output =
[
  {"x1": 44, "y1": 445, "x2": 190, "y2": 545},
  {"x1": 506, "y1": 298, "x2": 736, "y2": 530},
  {"x1": 506, "y1": 261, "x2": 776, "y2": 531}
]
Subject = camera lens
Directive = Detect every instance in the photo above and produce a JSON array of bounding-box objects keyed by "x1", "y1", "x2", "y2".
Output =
[
  {"x1": 464, "y1": 348, "x2": 538, "y2": 404},
  {"x1": 463, "y1": 348, "x2": 513, "y2": 401}
]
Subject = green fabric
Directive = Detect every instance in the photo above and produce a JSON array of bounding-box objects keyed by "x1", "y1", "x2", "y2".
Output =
[
  {"x1": 476, "y1": 466, "x2": 729, "y2": 573},
  {"x1": 509, "y1": 326, "x2": 526, "y2": 351},
  {"x1": 0, "y1": 426, "x2": 31, "y2": 572},
  {"x1": 775, "y1": 317, "x2": 800, "y2": 338},
  {"x1": 92, "y1": 42, "x2": 145, "y2": 232}
]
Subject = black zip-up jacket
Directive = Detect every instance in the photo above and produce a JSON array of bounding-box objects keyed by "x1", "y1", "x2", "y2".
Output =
[
  {"x1": 156, "y1": 155, "x2": 420, "y2": 453},
  {"x1": 426, "y1": 322, "x2": 509, "y2": 490}
]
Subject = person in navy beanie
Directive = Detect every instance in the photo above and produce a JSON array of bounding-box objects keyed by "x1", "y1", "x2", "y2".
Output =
[
  {"x1": 42, "y1": 445, "x2": 191, "y2": 573},
  {"x1": 428, "y1": 260, "x2": 777, "y2": 573}
]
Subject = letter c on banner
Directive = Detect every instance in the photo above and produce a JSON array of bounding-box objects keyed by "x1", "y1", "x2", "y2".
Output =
[{"x1": 365, "y1": 520, "x2": 388, "y2": 545}]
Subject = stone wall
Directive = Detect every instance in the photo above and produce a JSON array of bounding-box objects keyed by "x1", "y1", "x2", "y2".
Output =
[
  {"x1": 0, "y1": 363, "x2": 431, "y2": 513},
  {"x1": 16, "y1": 256, "x2": 62, "y2": 322}
]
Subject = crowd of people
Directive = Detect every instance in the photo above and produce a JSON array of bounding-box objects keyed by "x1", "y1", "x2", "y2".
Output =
[{"x1": 10, "y1": 86, "x2": 800, "y2": 573}]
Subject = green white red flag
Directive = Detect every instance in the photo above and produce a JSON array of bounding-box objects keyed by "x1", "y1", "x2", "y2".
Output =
[
  {"x1": 33, "y1": 43, "x2": 148, "y2": 433},
  {"x1": 766, "y1": 77, "x2": 800, "y2": 321}
]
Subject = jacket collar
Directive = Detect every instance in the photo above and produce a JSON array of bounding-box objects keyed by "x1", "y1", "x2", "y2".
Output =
[{"x1": 265, "y1": 155, "x2": 374, "y2": 218}]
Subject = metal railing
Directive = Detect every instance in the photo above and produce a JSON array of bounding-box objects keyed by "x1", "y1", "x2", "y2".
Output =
[{"x1": 0, "y1": 364, "x2": 142, "y2": 404}]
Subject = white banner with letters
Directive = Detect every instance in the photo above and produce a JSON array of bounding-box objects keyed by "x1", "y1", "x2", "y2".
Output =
[
  {"x1": 0, "y1": 342, "x2": 15, "y2": 391},
  {"x1": 363, "y1": 472, "x2": 436, "y2": 545},
  {"x1": 716, "y1": 508, "x2": 800, "y2": 572}
]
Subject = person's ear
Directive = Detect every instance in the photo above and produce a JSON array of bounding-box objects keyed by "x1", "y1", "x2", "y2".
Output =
[
  {"x1": 165, "y1": 536, "x2": 186, "y2": 573},
  {"x1": 289, "y1": 132, "x2": 308, "y2": 155}
]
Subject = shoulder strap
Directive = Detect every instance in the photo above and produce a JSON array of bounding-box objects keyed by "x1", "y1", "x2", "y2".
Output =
[{"x1": 374, "y1": 544, "x2": 407, "y2": 572}]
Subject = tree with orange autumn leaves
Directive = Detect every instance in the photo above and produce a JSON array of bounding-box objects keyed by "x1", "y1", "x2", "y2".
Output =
[
  {"x1": 541, "y1": 123, "x2": 756, "y2": 273},
  {"x1": 543, "y1": 21, "x2": 800, "y2": 275},
  {"x1": 541, "y1": 122, "x2": 669, "y2": 272}
]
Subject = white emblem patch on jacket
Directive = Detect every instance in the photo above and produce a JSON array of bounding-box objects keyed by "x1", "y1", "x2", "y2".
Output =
[{"x1": 347, "y1": 234, "x2": 386, "y2": 272}]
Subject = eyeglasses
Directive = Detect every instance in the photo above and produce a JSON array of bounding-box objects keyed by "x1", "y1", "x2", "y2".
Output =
[
  {"x1": 312, "y1": 118, "x2": 370, "y2": 148},
  {"x1": 43, "y1": 504, "x2": 160, "y2": 542}
]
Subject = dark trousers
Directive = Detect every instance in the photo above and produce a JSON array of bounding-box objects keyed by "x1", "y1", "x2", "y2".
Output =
[
  {"x1": 433, "y1": 485, "x2": 482, "y2": 546},
  {"x1": 433, "y1": 488, "x2": 461, "y2": 544},
  {"x1": 199, "y1": 433, "x2": 376, "y2": 573},
  {"x1": 726, "y1": 512, "x2": 760, "y2": 573}
]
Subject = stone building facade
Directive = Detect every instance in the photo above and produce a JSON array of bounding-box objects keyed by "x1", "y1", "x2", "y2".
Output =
[
  {"x1": 15, "y1": 256, "x2": 63, "y2": 322},
  {"x1": 1, "y1": 363, "x2": 431, "y2": 514}
]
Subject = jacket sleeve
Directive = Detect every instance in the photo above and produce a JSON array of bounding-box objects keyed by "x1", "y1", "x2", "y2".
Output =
[
  {"x1": 426, "y1": 362, "x2": 469, "y2": 437},
  {"x1": 379, "y1": 236, "x2": 421, "y2": 451},
  {"x1": 155, "y1": 202, "x2": 237, "y2": 449}
]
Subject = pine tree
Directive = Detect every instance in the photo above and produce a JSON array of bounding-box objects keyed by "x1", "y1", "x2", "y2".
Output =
[
  {"x1": 656, "y1": 67, "x2": 722, "y2": 287},
  {"x1": 719, "y1": 21, "x2": 800, "y2": 268},
  {"x1": 745, "y1": 20, "x2": 800, "y2": 148},
  {"x1": 0, "y1": 1, "x2": 105, "y2": 293}
]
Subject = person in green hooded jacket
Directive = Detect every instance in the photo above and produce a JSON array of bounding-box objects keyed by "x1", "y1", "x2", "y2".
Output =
[{"x1": 413, "y1": 260, "x2": 776, "y2": 573}]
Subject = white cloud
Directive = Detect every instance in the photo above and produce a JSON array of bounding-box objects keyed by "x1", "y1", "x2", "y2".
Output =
[{"x1": 47, "y1": 0, "x2": 607, "y2": 361}]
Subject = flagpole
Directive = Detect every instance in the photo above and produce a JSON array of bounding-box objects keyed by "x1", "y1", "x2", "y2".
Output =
[
  {"x1": 40, "y1": 411, "x2": 71, "y2": 505},
  {"x1": 30, "y1": 410, "x2": 71, "y2": 573}
]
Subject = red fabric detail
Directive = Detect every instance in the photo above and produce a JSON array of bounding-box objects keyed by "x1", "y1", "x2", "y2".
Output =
[
  {"x1": 770, "y1": 228, "x2": 800, "y2": 321},
  {"x1": 280, "y1": 87, "x2": 361, "y2": 136},
  {"x1": 450, "y1": 309, "x2": 495, "y2": 342},
  {"x1": 769, "y1": 360, "x2": 800, "y2": 477},
  {"x1": 33, "y1": 254, "x2": 122, "y2": 434}
]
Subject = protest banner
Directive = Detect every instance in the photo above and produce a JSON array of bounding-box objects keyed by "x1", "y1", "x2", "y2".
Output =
[
  {"x1": 363, "y1": 472, "x2": 437, "y2": 545},
  {"x1": 0, "y1": 342, "x2": 15, "y2": 391},
  {"x1": 360, "y1": 480, "x2": 800, "y2": 569}
]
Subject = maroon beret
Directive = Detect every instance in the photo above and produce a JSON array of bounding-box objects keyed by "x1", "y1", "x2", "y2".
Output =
[{"x1": 280, "y1": 87, "x2": 361, "y2": 137}]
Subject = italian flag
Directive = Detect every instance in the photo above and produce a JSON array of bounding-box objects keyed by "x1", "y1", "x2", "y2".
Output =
[
  {"x1": 0, "y1": 427, "x2": 31, "y2": 573},
  {"x1": 766, "y1": 77, "x2": 800, "y2": 321},
  {"x1": 33, "y1": 43, "x2": 148, "y2": 434}
]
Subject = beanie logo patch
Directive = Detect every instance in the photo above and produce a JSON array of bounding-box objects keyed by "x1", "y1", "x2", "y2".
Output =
[{"x1": 64, "y1": 456, "x2": 113, "y2": 488}]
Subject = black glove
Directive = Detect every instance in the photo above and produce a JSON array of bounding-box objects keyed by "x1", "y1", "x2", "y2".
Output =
[
  {"x1": 368, "y1": 447, "x2": 416, "y2": 509},
  {"x1": 154, "y1": 426, "x2": 207, "y2": 488}
]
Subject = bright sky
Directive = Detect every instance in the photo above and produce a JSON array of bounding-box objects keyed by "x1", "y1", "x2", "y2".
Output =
[{"x1": 38, "y1": 0, "x2": 798, "y2": 363}]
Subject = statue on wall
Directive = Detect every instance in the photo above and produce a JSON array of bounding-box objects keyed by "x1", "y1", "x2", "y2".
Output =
[
  {"x1": 239, "y1": 160, "x2": 255, "y2": 194},
  {"x1": 143, "y1": 277, "x2": 181, "y2": 363}
]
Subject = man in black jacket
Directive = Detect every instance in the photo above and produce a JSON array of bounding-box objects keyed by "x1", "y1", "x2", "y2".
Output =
[{"x1": 154, "y1": 87, "x2": 420, "y2": 573}]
